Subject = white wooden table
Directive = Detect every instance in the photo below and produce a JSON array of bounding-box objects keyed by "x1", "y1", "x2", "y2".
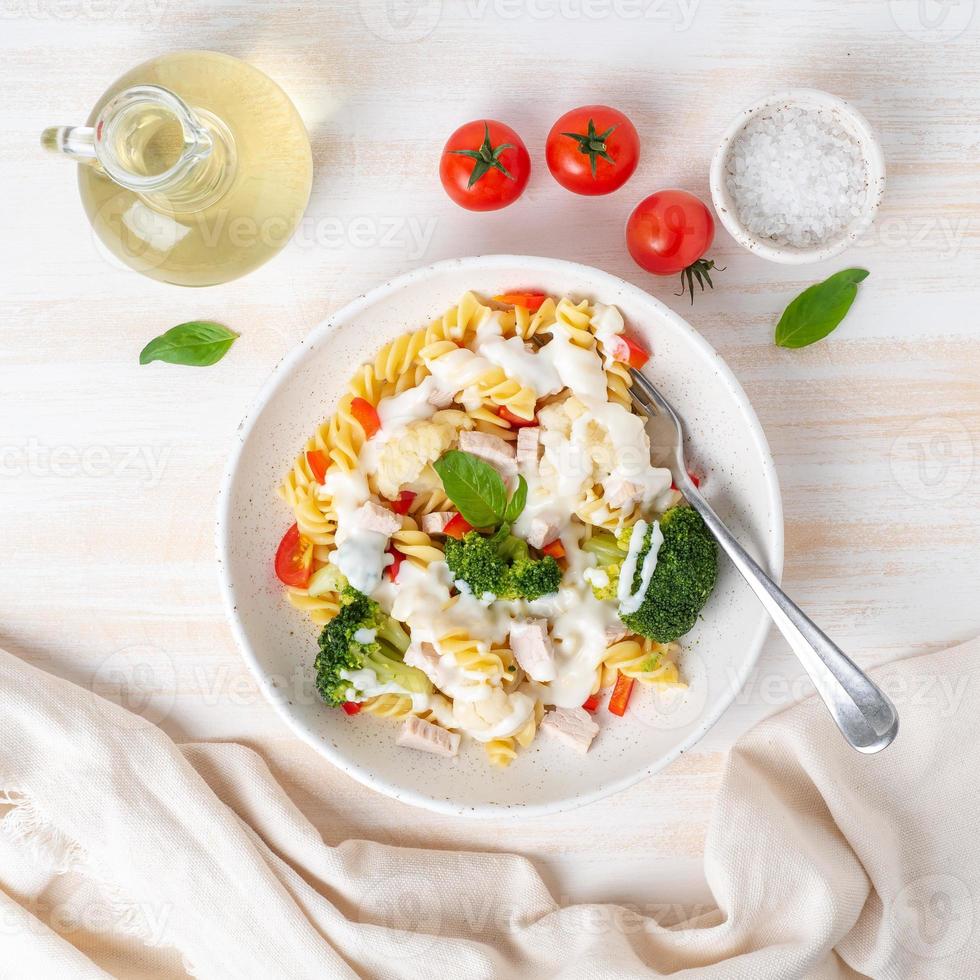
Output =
[{"x1": 2, "y1": 0, "x2": 978, "y2": 913}]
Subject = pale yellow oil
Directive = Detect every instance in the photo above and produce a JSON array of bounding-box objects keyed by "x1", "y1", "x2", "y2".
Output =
[{"x1": 79, "y1": 51, "x2": 313, "y2": 286}]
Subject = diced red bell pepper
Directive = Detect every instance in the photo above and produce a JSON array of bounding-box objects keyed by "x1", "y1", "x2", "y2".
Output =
[
  {"x1": 341, "y1": 701, "x2": 362, "y2": 716},
  {"x1": 541, "y1": 539, "x2": 565, "y2": 559},
  {"x1": 385, "y1": 546, "x2": 405, "y2": 583},
  {"x1": 306, "y1": 450, "x2": 330, "y2": 484},
  {"x1": 608, "y1": 672, "x2": 635, "y2": 717},
  {"x1": 494, "y1": 291, "x2": 547, "y2": 312},
  {"x1": 444, "y1": 513, "x2": 473, "y2": 539},
  {"x1": 350, "y1": 397, "x2": 381, "y2": 439},
  {"x1": 582, "y1": 693, "x2": 601, "y2": 713},
  {"x1": 497, "y1": 405, "x2": 537, "y2": 428},
  {"x1": 390, "y1": 490, "x2": 416, "y2": 515}
]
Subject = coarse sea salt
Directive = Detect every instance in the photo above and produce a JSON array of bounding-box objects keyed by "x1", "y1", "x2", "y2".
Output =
[{"x1": 725, "y1": 104, "x2": 868, "y2": 249}]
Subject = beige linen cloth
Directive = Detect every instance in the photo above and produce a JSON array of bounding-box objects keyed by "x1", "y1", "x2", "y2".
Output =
[{"x1": 1, "y1": 640, "x2": 977, "y2": 980}]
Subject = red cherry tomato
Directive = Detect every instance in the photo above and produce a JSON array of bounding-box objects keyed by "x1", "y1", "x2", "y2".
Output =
[
  {"x1": 350, "y1": 397, "x2": 381, "y2": 439},
  {"x1": 306, "y1": 450, "x2": 330, "y2": 484},
  {"x1": 440, "y1": 120, "x2": 530, "y2": 212},
  {"x1": 341, "y1": 701, "x2": 362, "y2": 716},
  {"x1": 608, "y1": 672, "x2": 635, "y2": 717},
  {"x1": 497, "y1": 406, "x2": 537, "y2": 428},
  {"x1": 546, "y1": 105, "x2": 639, "y2": 196},
  {"x1": 274, "y1": 523, "x2": 314, "y2": 588},
  {"x1": 626, "y1": 190, "x2": 723, "y2": 304},
  {"x1": 390, "y1": 490, "x2": 416, "y2": 515},
  {"x1": 541, "y1": 539, "x2": 565, "y2": 560},
  {"x1": 494, "y1": 292, "x2": 547, "y2": 312},
  {"x1": 444, "y1": 513, "x2": 473, "y2": 539}
]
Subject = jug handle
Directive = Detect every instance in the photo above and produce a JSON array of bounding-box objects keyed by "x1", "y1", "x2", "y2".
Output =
[{"x1": 41, "y1": 126, "x2": 98, "y2": 161}]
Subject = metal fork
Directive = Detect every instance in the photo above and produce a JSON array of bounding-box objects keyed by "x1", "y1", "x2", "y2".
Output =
[{"x1": 626, "y1": 371, "x2": 899, "y2": 754}]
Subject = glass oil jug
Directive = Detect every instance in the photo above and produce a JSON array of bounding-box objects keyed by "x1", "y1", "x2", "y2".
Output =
[{"x1": 42, "y1": 51, "x2": 313, "y2": 286}]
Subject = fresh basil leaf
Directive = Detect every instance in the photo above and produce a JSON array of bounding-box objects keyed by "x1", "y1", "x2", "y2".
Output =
[
  {"x1": 503, "y1": 475, "x2": 528, "y2": 524},
  {"x1": 433, "y1": 451, "x2": 506, "y2": 528},
  {"x1": 139, "y1": 321, "x2": 239, "y2": 367},
  {"x1": 775, "y1": 269, "x2": 869, "y2": 349}
]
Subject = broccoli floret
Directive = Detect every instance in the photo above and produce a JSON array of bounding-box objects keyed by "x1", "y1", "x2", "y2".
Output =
[
  {"x1": 582, "y1": 531, "x2": 627, "y2": 600},
  {"x1": 589, "y1": 563, "x2": 621, "y2": 601},
  {"x1": 314, "y1": 586, "x2": 429, "y2": 706},
  {"x1": 444, "y1": 530, "x2": 510, "y2": 598},
  {"x1": 620, "y1": 507, "x2": 717, "y2": 642},
  {"x1": 615, "y1": 525, "x2": 637, "y2": 551},
  {"x1": 510, "y1": 555, "x2": 562, "y2": 601},
  {"x1": 444, "y1": 527, "x2": 561, "y2": 602},
  {"x1": 582, "y1": 531, "x2": 627, "y2": 568}
]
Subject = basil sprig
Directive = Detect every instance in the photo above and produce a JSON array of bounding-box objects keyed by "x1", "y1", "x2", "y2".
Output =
[
  {"x1": 433, "y1": 450, "x2": 526, "y2": 528},
  {"x1": 139, "y1": 321, "x2": 239, "y2": 367},
  {"x1": 775, "y1": 269, "x2": 869, "y2": 349}
]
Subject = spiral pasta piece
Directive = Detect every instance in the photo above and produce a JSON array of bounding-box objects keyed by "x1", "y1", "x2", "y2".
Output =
[
  {"x1": 391, "y1": 516, "x2": 444, "y2": 568},
  {"x1": 508, "y1": 297, "x2": 558, "y2": 340},
  {"x1": 467, "y1": 404, "x2": 517, "y2": 441},
  {"x1": 324, "y1": 394, "x2": 361, "y2": 472},
  {"x1": 600, "y1": 639, "x2": 684, "y2": 688},
  {"x1": 438, "y1": 629, "x2": 507, "y2": 680},
  {"x1": 474, "y1": 367, "x2": 537, "y2": 421},
  {"x1": 515, "y1": 700, "x2": 544, "y2": 748},
  {"x1": 278, "y1": 420, "x2": 331, "y2": 508},
  {"x1": 406, "y1": 483, "x2": 452, "y2": 516},
  {"x1": 604, "y1": 357, "x2": 634, "y2": 409},
  {"x1": 286, "y1": 587, "x2": 341, "y2": 626},
  {"x1": 282, "y1": 488, "x2": 336, "y2": 546},
  {"x1": 361, "y1": 694, "x2": 417, "y2": 720},
  {"x1": 552, "y1": 297, "x2": 595, "y2": 348},
  {"x1": 485, "y1": 737, "x2": 517, "y2": 768},
  {"x1": 574, "y1": 487, "x2": 633, "y2": 532}
]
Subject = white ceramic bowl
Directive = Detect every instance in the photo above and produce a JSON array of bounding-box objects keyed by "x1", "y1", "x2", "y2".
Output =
[
  {"x1": 709, "y1": 88, "x2": 886, "y2": 265},
  {"x1": 216, "y1": 255, "x2": 783, "y2": 817}
]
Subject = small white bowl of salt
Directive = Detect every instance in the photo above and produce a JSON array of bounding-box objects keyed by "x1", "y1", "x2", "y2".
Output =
[{"x1": 709, "y1": 88, "x2": 885, "y2": 264}]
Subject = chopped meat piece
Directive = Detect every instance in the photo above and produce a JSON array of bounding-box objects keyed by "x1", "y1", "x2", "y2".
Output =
[
  {"x1": 540, "y1": 707, "x2": 599, "y2": 754},
  {"x1": 421, "y1": 512, "x2": 455, "y2": 536},
  {"x1": 397, "y1": 715, "x2": 460, "y2": 757},
  {"x1": 458, "y1": 430, "x2": 517, "y2": 478},
  {"x1": 509, "y1": 619, "x2": 556, "y2": 682},
  {"x1": 603, "y1": 476, "x2": 643, "y2": 510},
  {"x1": 404, "y1": 641, "x2": 441, "y2": 681},
  {"x1": 526, "y1": 517, "x2": 559, "y2": 550},
  {"x1": 516, "y1": 427, "x2": 541, "y2": 470},
  {"x1": 605, "y1": 624, "x2": 630, "y2": 645},
  {"x1": 354, "y1": 500, "x2": 402, "y2": 536},
  {"x1": 427, "y1": 387, "x2": 453, "y2": 409}
]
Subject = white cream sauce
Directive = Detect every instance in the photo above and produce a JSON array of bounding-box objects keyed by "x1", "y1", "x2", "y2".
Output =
[
  {"x1": 451, "y1": 688, "x2": 535, "y2": 742},
  {"x1": 330, "y1": 300, "x2": 677, "y2": 734},
  {"x1": 617, "y1": 519, "x2": 664, "y2": 615},
  {"x1": 324, "y1": 468, "x2": 392, "y2": 595}
]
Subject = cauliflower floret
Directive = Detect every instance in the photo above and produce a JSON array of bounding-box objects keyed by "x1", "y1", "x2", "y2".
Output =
[
  {"x1": 375, "y1": 410, "x2": 472, "y2": 500},
  {"x1": 536, "y1": 394, "x2": 587, "y2": 438}
]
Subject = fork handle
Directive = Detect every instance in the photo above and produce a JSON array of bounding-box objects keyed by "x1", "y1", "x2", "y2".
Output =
[{"x1": 680, "y1": 480, "x2": 899, "y2": 753}]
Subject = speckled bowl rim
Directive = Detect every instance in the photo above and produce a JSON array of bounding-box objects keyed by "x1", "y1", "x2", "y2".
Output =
[
  {"x1": 216, "y1": 255, "x2": 784, "y2": 818},
  {"x1": 709, "y1": 88, "x2": 886, "y2": 265}
]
